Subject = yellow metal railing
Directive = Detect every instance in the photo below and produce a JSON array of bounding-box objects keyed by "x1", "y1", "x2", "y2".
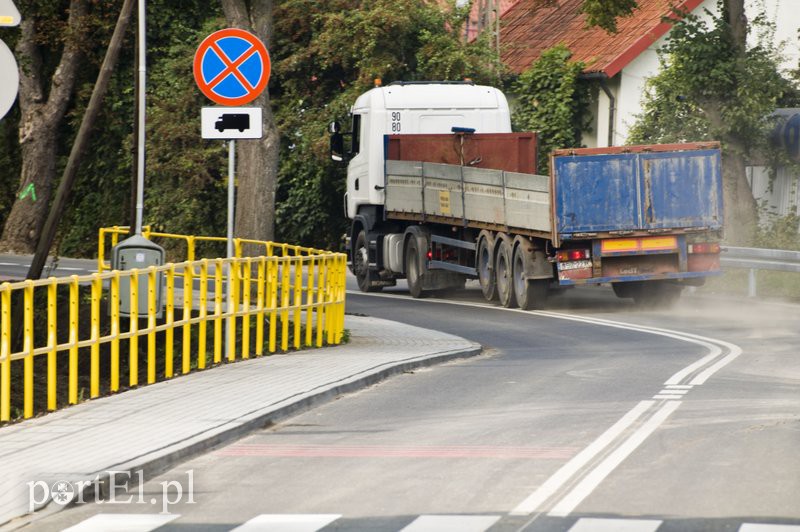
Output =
[{"x1": 0, "y1": 231, "x2": 346, "y2": 422}]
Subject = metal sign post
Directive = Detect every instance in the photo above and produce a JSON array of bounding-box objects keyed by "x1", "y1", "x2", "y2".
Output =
[
  {"x1": 134, "y1": 0, "x2": 146, "y2": 235},
  {"x1": 226, "y1": 139, "x2": 235, "y2": 356},
  {"x1": 194, "y1": 28, "x2": 270, "y2": 359}
]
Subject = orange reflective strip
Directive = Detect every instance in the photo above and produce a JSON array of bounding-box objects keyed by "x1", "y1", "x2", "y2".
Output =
[
  {"x1": 601, "y1": 239, "x2": 639, "y2": 253},
  {"x1": 640, "y1": 236, "x2": 678, "y2": 251}
]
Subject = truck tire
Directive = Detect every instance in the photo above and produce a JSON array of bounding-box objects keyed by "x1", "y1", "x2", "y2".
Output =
[
  {"x1": 405, "y1": 236, "x2": 425, "y2": 299},
  {"x1": 512, "y1": 244, "x2": 547, "y2": 310},
  {"x1": 353, "y1": 230, "x2": 382, "y2": 293},
  {"x1": 495, "y1": 236, "x2": 516, "y2": 308},
  {"x1": 476, "y1": 233, "x2": 497, "y2": 301}
]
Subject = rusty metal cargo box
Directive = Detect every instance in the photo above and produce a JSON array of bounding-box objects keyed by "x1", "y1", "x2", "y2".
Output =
[{"x1": 387, "y1": 132, "x2": 538, "y2": 173}]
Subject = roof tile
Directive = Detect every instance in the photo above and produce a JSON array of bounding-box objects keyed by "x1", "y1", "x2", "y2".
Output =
[{"x1": 500, "y1": 0, "x2": 704, "y2": 76}]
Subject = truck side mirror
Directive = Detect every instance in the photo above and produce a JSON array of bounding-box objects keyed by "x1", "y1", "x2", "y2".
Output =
[{"x1": 330, "y1": 121, "x2": 345, "y2": 162}]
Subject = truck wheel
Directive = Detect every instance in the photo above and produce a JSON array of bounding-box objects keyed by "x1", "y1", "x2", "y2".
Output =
[
  {"x1": 512, "y1": 244, "x2": 547, "y2": 310},
  {"x1": 476, "y1": 234, "x2": 497, "y2": 301},
  {"x1": 405, "y1": 237, "x2": 425, "y2": 298},
  {"x1": 495, "y1": 237, "x2": 516, "y2": 308},
  {"x1": 353, "y1": 230, "x2": 382, "y2": 293}
]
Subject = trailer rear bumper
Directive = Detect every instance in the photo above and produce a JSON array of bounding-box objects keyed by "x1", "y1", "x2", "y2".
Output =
[{"x1": 558, "y1": 269, "x2": 722, "y2": 286}]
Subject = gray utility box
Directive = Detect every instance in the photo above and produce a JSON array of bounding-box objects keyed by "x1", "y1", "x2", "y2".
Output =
[{"x1": 111, "y1": 235, "x2": 165, "y2": 318}]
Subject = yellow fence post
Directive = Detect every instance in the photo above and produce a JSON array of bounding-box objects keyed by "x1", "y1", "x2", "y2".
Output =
[
  {"x1": 214, "y1": 259, "x2": 223, "y2": 364},
  {"x1": 23, "y1": 281, "x2": 34, "y2": 418},
  {"x1": 305, "y1": 257, "x2": 315, "y2": 347},
  {"x1": 255, "y1": 258, "x2": 265, "y2": 356},
  {"x1": 337, "y1": 254, "x2": 346, "y2": 343},
  {"x1": 47, "y1": 282, "x2": 57, "y2": 410},
  {"x1": 227, "y1": 258, "x2": 239, "y2": 362},
  {"x1": 182, "y1": 263, "x2": 193, "y2": 374},
  {"x1": 90, "y1": 276, "x2": 101, "y2": 399},
  {"x1": 129, "y1": 270, "x2": 139, "y2": 387},
  {"x1": 293, "y1": 256, "x2": 302, "y2": 349},
  {"x1": 1, "y1": 285, "x2": 11, "y2": 421},
  {"x1": 198, "y1": 259, "x2": 208, "y2": 369},
  {"x1": 165, "y1": 265, "x2": 175, "y2": 378},
  {"x1": 281, "y1": 254, "x2": 290, "y2": 352},
  {"x1": 110, "y1": 272, "x2": 120, "y2": 392},
  {"x1": 315, "y1": 257, "x2": 327, "y2": 348},
  {"x1": 268, "y1": 258, "x2": 278, "y2": 353},
  {"x1": 241, "y1": 258, "x2": 251, "y2": 359},
  {"x1": 147, "y1": 267, "x2": 157, "y2": 384},
  {"x1": 69, "y1": 277, "x2": 79, "y2": 404}
]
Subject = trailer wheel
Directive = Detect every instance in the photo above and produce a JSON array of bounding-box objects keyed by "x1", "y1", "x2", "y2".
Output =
[
  {"x1": 476, "y1": 235, "x2": 496, "y2": 301},
  {"x1": 495, "y1": 237, "x2": 516, "y2": 308},
  {"x1": 405, "y1": 237, "x2": 425, "y2": 299},
  {"x1": 512, "y1": 245, "x2": 547, "y2": 310},
  {"x1": 353, "y1": 230, "x2": 382, "y2": 293}
]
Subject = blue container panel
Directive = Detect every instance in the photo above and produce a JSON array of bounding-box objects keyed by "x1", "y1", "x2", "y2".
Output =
[
  {"x1": 554, "y1": 155, "x2": 640, "y2": 234},
  {"x1": 640, "y1": 150, "x2": 722, "y2": 230}
]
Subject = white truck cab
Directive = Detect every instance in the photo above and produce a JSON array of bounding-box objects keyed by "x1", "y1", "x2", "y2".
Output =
[{"x1": 336, "y1": 82, "x2": 512, "y2": 219}]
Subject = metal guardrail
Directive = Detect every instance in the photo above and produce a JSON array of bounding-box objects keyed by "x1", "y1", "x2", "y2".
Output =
[
  {"x1": 0, "y1": 230, "x2": 346, "y2": 422},
  {"x1": 721, "y1": 246, "x2": 800, "y2": 297}
]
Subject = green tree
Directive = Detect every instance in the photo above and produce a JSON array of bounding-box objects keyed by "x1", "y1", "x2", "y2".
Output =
[
  {"x1": 271, "y1": 0, "x2": 498, "y2": 248},
  {"x1": 628, "y1": 4, "x2": 796, "y2": 244},
  {"x1": 509, "y1": 45, "x2": 591, "y2": 174}
]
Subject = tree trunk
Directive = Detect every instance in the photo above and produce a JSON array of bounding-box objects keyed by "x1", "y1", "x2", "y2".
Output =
[
  {"x1": 0, "y1": 0, "x2": 87, "y2": 254},
  {"x1": 27, "y1": 0, "x2": 135, "y2": 280},
  {"x1": 721, "y1": 150, "x2": 758, "y2": 245},
  {"x1": 220, "y1": 0, "x2": 279, "y2": 253}
]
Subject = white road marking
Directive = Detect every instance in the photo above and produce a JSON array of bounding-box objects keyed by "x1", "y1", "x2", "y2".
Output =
[
  {"x1": 61, "y1": 513, "x2": 178, "y2": 531},
  {"x1": 548, "y1": 401, "x2": 682, "y2": 517},
  {"x1": 658, "y1": 389, "x2": 688, "y2": 395},
  {"x1": 400, "y1": 515, "x2": 501, "y2": 532},
  {"x1": 510, "y1": 400, "x2": 655, "y2": 515},
  {"x1": 740, "y1": 524, "x2": 800, "y2": 531},
  {"x1": 348, "y1": 290, "x2": 744, "y2": 518},
  {"x1": 230, "y1": 514, "x2": 341, "y2": 532},
  {"x1": 568, "y1": 517, "x2": 663, "y2": 531}
]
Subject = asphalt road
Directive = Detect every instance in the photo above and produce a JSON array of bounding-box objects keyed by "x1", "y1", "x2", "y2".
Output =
[{"x1": 32, "y1": 275, "x2": 800, "y2": 531}]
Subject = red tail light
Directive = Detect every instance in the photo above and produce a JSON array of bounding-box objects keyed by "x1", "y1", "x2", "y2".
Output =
[
  {"x1": 557, "y1": 249, "x2": 591, "y2": 261},
  {"x1": 688, "y1": 243, "x2": 721, "y2": 254}
]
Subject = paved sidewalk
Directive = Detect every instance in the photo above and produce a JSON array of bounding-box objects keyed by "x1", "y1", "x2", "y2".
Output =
[{"x1": 0, "y1": 315, "x2": 481, "y2": 529}]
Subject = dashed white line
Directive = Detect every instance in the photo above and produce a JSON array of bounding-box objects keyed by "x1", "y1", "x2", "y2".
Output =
[
  {"x1": 62, "y1": 513, "x2": 178, "y2": 532},
  {"x1": 400, "y1": 515, "x2": 501, "y2": 532},
  {"x1": 230, "y1": 513, "x2": 341, "y2": 532},
  {"x1": 568, "y1": 517, "x2": 663, "y2": 532}
]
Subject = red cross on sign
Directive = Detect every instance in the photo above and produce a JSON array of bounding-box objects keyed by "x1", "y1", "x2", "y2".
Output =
[{"x1": 193, "y1": 28, "x2": 270, "y2": 106}]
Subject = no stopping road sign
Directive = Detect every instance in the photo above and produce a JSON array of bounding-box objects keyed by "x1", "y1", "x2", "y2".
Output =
[{"x1": 193, "y1": 28, "x2": 270, "y2": 106}]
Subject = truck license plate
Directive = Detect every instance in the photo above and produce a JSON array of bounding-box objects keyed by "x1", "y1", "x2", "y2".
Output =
[{"x1": 558, "y1": 260, "x2": 592, "y2": 271}]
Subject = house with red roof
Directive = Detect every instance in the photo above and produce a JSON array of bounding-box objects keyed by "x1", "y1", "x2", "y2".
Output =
[
  {"x1": 500, "y1": 0, "x2": 709, "y2": 148},
  {"x1": 498, "y1": 0, "x2": 800, "y2": 217}
]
